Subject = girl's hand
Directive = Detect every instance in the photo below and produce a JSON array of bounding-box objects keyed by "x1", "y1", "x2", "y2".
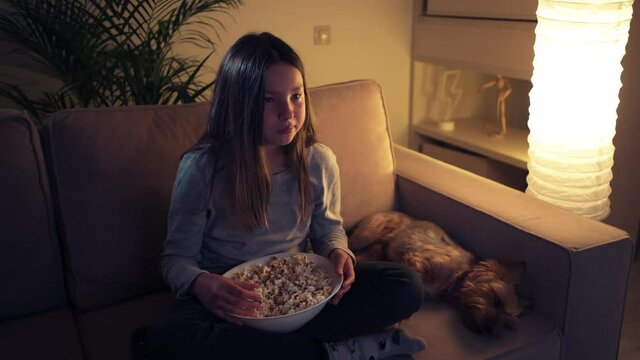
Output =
[
  {"x1": 329, "y1": 249, "x2": 355, "y2": 305},
  {"x1": 193, "y1": 272, "x2": 262, "y2": 325}
]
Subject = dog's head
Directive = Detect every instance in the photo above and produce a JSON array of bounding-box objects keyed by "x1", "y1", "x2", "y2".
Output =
[{"x1": 457, "y1": 259, "x2": 530, "y2": 336}]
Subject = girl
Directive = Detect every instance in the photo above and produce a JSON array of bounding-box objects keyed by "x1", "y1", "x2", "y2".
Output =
[{"x1": 147, "y1": 32, "x2": 426, "y2": 360}]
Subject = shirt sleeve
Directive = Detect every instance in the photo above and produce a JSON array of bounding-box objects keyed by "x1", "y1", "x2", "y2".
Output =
[
  {"x1": 160, "y1": 153, "x2": 210, "y2": 297},
  {"x1": 308, "y1": 145, "x2": 356, "y2": 263}
]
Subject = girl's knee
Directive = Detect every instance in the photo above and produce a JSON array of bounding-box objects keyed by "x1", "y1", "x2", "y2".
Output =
[
  {"x1": 365, "y1": 261, "x2": 425, "y2": 314},
  {"x1": 395, "y1": 264, "x2": 425, "y2": 313}
]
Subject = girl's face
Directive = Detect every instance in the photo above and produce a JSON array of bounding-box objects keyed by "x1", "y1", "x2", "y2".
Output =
[{"x1": 262, "y1": 62, "x2": 306, "y2": 152}]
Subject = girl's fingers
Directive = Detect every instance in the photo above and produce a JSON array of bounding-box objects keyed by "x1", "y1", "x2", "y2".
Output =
[
  {"x1": 213, "y1": 296, "x2": 258, "y2": 319},
  {"x1": 342, "y1": 261, "x2": 355, "y2": 286},
  {"x1": 332, "y1": 290, "x2": 345, "y2": 305},
  {"x1": 223, "y1": 303, "x2": 258, "y2": 318},
  {"x1": 197, "y1": 274, "x2": 261, "y2": 323},
  {"x1": 330, "y1": 251, "x2": 355, "y2": 306},
  {"x1": 235, "y1": 280, "x2": 259, "y2": 290},
  {"x1": 234, "y1": 281, "x2": 263, "y2": 302},
  {"x1": 338, "y1": 283, "x2": 351, "y2": 296},
  {"x1": 335, "y1": 260, "x2": 344, "y2": 275},
  {"x1": 332, "y1": 281, "x2": 352, "y2": 305},
  {"x1": 220, "y1": 289, "x2": 262, "y2": 311},
  {"x1": 218, "y1": 283, "x2": 262, "y2": 315}
]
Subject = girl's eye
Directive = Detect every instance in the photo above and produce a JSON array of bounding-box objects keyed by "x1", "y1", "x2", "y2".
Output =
[
  {"x1": 292, "y1": 93, "x2": 302, "y2": 101},
  {"x1": 264, "y1": 96, "x2": 274, "y2": 103}
]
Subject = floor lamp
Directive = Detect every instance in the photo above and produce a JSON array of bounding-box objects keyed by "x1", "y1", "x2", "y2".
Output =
[{"x1": 526, "y1": 0, "x2": 635, "y2": 220}]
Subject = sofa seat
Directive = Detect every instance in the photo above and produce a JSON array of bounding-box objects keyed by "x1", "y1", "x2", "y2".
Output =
[
  {"x1": 0, "y1": 306, "x2": 84, "y2": 360},
  {"x1": 404, "y1": 301, "x2": 561, "y2": 359},
  {"x1": 75, "y1": 291, "x2": 174, "y2": 360}
]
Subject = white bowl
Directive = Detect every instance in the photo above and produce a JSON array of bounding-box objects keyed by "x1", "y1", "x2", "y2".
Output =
[{"x1": 222, "y1": 252, "x2": 343, "y2": 333}]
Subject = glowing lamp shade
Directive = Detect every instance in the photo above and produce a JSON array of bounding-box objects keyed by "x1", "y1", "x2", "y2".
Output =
[{"x1": 526, "y1": 0, "x2": 634, "y2": 220}]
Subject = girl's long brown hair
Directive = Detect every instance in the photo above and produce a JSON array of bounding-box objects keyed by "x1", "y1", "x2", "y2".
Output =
[{"x1": 199, "y1": 32, "x2": 316, "y2": 230}]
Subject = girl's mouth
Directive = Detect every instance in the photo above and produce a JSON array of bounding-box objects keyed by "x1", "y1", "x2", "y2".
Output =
[{"x1": 278, "y1": 126, "x2": 294, "y2": 135}]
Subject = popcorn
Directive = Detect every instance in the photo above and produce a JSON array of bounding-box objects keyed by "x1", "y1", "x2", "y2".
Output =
[{"x1": 230, "y1": 254, "x2": 334, "y2": 317}]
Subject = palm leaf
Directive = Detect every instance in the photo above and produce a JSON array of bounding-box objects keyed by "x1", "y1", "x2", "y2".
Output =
[
  {"x1": 0, "y1": 0, "x2": 242, "y2": 119},
  {"x1": 0, "y1": 82, "x2": 46, "y2": 122}
]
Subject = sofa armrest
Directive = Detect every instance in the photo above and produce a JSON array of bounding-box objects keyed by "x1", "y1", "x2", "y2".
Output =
[{"x1": 393, "y1": 145, "x2": 633, "y2": 360}]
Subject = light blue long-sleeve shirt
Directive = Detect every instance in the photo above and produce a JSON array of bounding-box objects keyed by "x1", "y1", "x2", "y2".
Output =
[{"x1": 160, "y1": 142, "x2": 354, "y2": 297}]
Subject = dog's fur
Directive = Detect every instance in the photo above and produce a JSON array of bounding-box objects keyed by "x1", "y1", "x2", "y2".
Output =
[{"x1": 349, "y1": 211, "x2": 528, "y2": 336}]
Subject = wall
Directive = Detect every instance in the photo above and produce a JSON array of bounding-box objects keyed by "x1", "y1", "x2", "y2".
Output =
[
  {"x1": 203, "y1": 0, "x2": 414, "y2": 146},
  {"x1": 0, "y1": 0, "x2": 414, "y2": 146}
]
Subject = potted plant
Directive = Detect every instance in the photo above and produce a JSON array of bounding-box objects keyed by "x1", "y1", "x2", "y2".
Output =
[{"x1": 0, "y1": 0, "x2": 242, "y2": 123}]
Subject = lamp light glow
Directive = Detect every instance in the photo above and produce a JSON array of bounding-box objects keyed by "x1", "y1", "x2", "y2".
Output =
[{"x1": 526, "y1": 0, "x2": 634, "y2": 220}]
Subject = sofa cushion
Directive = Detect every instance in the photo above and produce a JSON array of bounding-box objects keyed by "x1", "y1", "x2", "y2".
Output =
[
  {"x1": 76, "y1": 291, "x2": 174, "y2": 360},
  {"x1": 0, "y1": 306, "x2": 84, "y2": 360},
  {"x1": 0, "y1": 110, "x2": 68, "y2": 318},
  {"x1": 40, "y1": 103, "x2": 209, "y2": 311},
  {"x1": 403, "y1": 300, "x2": 561, "y2": 360},
  {"x1": 309, "y1": 80, "x2": 396, "y2": 230}
]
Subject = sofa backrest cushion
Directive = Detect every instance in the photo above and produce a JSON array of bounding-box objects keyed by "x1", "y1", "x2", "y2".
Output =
[
  {"x1": 0, "y1": 110, "x2": 68, "y2": 318},
  {"x1": 41, "y1": 103, "x2": 209, "y2": 310},
  {"x1": 40, "y1": 80, "x2": 395, "y2": 310},
  {"x1": 309, "y1": 80, "x2": 396, "y2": 230}
]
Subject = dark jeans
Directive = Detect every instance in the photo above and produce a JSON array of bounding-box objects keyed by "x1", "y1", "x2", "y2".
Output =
[{"x1": 147, "y1": 261, "x2": 424, "y2": 360}]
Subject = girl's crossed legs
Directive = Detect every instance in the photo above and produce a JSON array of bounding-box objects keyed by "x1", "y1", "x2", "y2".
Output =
[{"x1": 147, "y1": 261, "x2": 424, "y2": 360}]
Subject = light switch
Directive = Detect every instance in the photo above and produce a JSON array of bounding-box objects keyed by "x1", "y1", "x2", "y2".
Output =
[{"x1": 313, "y1": 25, "x2": 331, "y2": 45}]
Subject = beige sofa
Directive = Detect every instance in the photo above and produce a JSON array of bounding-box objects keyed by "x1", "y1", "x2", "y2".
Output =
[{"x1": 0, "y1": 80, "x2": 633, "y2": 360}]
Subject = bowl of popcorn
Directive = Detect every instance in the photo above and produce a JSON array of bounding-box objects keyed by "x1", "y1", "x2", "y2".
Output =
[{"x1": 222, "y1": 252, "x2": 343, "y2": 333}]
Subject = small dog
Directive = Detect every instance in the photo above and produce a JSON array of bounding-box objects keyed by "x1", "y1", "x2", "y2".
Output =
[{"x1": 349, "y1": 211, "x2": 529, "y2": 336}]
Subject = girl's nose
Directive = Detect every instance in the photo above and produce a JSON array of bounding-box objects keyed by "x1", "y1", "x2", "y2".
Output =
[{"x1": 279, "y1": 100, "x2": 294, "y2": 119}]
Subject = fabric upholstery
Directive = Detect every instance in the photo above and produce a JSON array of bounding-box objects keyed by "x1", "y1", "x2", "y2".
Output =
[
  {"x1": 40, "y1": 103, "x2": 209, "y2": 311},
  {"x1": 309, "y1": 80, "x2": 396, "y2": 230},
  {"x1": 394, "y1": 145, "x2": 633, "y2": 360},
  {"x1": 402, "y1": 300, "x2": 561, "y2": 360},
  {"x1": 76, "y1": 292, "x2": 173, "y2": 360},
  {"x1": 393, "y1": 145, "x2": 629, "y2": 249},
  {"x1": 0, "y1": 109, "x2": 83, "y2": 359},
  {"x1": 0, "y1": 307, "x2": 84, "y2": 360},
  {"x1": 0, "y1": 109, "x2": 68, "y2": 317}
]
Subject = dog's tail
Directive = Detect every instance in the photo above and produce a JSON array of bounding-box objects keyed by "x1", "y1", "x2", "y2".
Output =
[{"x1": 348, "y1": 211, "x2": 413, "y2": 250}]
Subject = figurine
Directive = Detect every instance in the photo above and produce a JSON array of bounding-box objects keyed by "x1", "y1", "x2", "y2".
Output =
[{"x1": 478, "y1": 75, "x2": 512, "y2": 137}]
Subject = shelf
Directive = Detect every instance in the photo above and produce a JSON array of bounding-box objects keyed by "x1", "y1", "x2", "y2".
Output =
[
  {"x1": 425, "y1": 0, "x2": 537, "y2": 21},
  {"x1": 413, "y1": 16, "x2": 535, "y2": 80},
  {"x1": 413, "y1": 118, "x2": 529, "y2": 170}
]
